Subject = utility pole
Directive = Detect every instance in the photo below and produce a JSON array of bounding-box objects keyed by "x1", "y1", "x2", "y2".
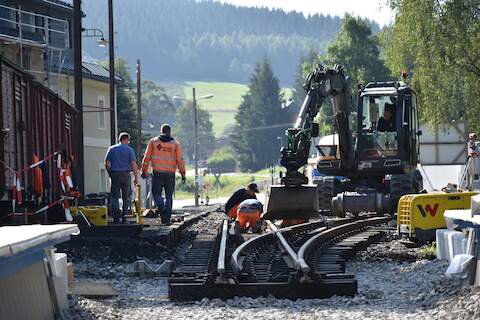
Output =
[
  {"x1": 136, "y1": 59, "x2": 141, "y2": 160},
  {"x1": 108, "y1": 0, "x2": 116, "y2": 144},
  {"x1": 73, "y1": 0, "x2": 84, "y2": 196},
  {"x1": 193, "y1": 88, "x2": 199, "y2": 207}
]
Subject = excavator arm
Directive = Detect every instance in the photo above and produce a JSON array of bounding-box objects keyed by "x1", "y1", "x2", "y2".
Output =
[
  {"x1": 280, "y1": 64, "x2": 353, "y2": 186},
  {"x1": 264, "y1": 64, "x2": 353, "y2": 220}
]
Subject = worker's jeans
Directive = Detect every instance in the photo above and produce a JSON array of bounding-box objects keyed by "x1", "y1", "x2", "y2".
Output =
[
  {"x1": 110, "y1": 171, "x2": 131, "y2": 223},
  {"x1": 152, "y1": 172, "x2": 175, "y2": 221}
]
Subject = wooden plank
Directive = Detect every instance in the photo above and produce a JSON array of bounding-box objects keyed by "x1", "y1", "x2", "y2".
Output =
[{"x1": 70, "y1": 281, "x2": 119, "y2": 297}]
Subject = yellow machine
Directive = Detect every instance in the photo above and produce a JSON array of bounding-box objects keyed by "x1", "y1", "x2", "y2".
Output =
[
  {"x1": 397, "y1": 192, "x2": 477, "y2": 241},
  {"x1": 71, "y1": 206, "x2": 109, "y2": 226},
  {"x1": 134, "y1": 184, "x2": 143, "y2": 224}
]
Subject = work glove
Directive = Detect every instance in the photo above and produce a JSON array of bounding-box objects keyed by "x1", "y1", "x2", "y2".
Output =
[{"x1": 181, "y1": 175, "x2": 186, "y2": 184}]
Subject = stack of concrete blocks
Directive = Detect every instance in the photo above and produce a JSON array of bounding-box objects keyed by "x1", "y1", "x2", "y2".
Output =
[
  {"x1": 436, "y1": 229, "x2": 468, "y2": 261},
  {"x1": 437, "y1": 194, "x2": 480, "y2": 284},
  {"x1": 0, "y1": 225, "x2": 78, "y2": 320}
]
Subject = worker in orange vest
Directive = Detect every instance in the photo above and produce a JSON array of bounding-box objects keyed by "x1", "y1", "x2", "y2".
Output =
[
  {"x1": 234, "y1": 198, "x2": 263, "y2": 233},
  {"x1": 141, "y1": 124, "x2": 186, "y2": 225},
  {"x1": 225, "y1": 183, "x2": 259, "y2": 219}
]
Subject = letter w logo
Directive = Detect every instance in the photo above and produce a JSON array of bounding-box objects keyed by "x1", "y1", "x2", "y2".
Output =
[{"x1": 417, "y1": 204, "x2": 439, "y2": 218}]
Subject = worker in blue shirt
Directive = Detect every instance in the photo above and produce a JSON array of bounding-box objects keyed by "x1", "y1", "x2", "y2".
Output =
[{"x1": 105, "y1": 132, "x2": 140, "y2": 223}]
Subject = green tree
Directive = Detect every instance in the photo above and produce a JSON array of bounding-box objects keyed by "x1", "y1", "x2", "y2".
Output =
[
  {"x1": 113, "y1": 58, "x2": 138, "y2": 150},
  {"x1": 382, "y1": 0, "x2": 480, "y2": 132},
  {"x1": 206, "y1": 147, "x2": 237, "y2": 186},
  {"x1": 325, "y1": 14, "x2": 389, "y2": 87},
  {"x1": 291, "y1": 49, "x2": 318, "y2": 106},
  {"x1": 231, "y1": 59, "x2": 289, "y2": 171},
  {"x1": 142, "y1": 80, "x2": 176, "y2": 134},
  {"x1": 300, "y1": 15, "x2": 389, "y2": 135},
  {"x1": 174, "y1": 102, "x2": 215, "y2": 162}
]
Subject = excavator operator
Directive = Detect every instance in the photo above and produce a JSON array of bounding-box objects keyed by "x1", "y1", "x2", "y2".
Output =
[{"x1": 377, "y1": 103, "x2": 396, "y2": 132}]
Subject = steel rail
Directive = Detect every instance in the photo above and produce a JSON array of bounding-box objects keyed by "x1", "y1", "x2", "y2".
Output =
[
  {"x1": 217, "y1": 219, "x2": 229, "y2": 276},
  {"x1": 265, "y1": 220, "x2": 301, "y2": 270},
  {"x1": 230, "y1": 220, "x2": 325, "y2": 274},
  {"x1": 297, "y1": 216, "x2": 390, "y2": 277}
]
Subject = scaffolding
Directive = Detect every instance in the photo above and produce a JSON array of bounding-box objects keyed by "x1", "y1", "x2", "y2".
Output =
[{"x1": 0, "y1": 4, "x2": 70, "y2": 89}]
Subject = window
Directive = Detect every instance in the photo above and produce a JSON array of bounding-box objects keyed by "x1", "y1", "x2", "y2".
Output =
[
  {"x1": 362, "y1": 95, "x2": 397, "y2": 131},
  {"x1": 359, "y1": 94, "x2": 399, "y2": 159},
  {"x1": 98, "y1": 95, "x2": 106, "y2": 129}
]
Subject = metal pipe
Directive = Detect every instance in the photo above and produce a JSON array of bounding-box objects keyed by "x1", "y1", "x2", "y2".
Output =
[
  {"x1": 332, "y1": 192, "x2": 390, "y2": 217},
  {"x1": 73, "y1": 0, "x2": 84, "y2": 196},
  {"x1": 108, "y1": 0, "x2": 116, "y2": 145},
  {"x1": 294, "y1": 91, "x2": 312, "y2": 128},
  {"x1": 136, "y1": 59, "x2": 141, "y2": 160},
  {"x1": 193, "y1": 88, "x2": 199, "y2": 207},
  {"x1": 18, "y1": 5, "x2": 23, "y2": 69}
]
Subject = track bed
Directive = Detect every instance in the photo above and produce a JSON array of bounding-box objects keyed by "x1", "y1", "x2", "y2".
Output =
[{"x1": 169, "y1": 214, "x2": 389, "y2": 301}]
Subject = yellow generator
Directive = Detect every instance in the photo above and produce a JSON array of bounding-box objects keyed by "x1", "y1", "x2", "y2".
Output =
[{"x1": 397, "y1": 192, "x2": 477, "y2": 242}]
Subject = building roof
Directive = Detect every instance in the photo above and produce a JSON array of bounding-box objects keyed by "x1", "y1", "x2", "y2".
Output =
[{"x1": 53, "y1": 50, "x2": 122, "y2": 83}]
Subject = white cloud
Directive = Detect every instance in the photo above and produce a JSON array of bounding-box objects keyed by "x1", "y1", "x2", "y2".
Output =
[{"x1": 213, "y1": 0, "x2": 394, "y2": 26}]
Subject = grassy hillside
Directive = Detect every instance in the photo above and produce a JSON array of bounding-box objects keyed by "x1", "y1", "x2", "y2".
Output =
[{"x1": 182, "y1": 81, "x2": 293, "y2": 137}]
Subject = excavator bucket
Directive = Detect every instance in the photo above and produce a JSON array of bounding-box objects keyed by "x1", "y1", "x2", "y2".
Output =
[{"x1": 262, "y1": 184, "x2": 319, "y2": 220}]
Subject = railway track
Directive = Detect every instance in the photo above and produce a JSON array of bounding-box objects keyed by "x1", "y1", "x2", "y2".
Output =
[{"x1": 169, "y1": 214, "x2": 390, "y2": 301}]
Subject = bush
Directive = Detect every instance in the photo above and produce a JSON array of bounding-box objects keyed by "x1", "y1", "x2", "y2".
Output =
[{"x1": 206, "y1": 147, "x2": 237, "y2": 174}]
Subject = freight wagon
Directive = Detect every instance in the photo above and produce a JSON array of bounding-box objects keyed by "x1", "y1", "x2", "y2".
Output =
[{"x1": 0, "y1": 56, "x2": 79, "y2": 223}]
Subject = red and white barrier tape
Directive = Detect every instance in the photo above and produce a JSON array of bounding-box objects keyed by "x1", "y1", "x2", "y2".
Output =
[{"x1": 1, "y1": 151, "x2": 78, "y2": 223}]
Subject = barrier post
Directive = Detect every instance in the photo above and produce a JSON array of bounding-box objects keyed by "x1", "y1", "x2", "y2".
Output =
[{"x1": 136, "y1": 184, "x2": 143, "y2": 225}]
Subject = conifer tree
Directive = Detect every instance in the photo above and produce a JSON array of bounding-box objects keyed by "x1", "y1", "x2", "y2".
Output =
[{"x1": 231, "y1": 59, "x2": 289, "y2": 171}]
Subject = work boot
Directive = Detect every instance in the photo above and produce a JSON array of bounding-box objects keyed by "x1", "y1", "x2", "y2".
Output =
[{"x1": 159, "y1": 207, "x2": 172, "y2": 225}]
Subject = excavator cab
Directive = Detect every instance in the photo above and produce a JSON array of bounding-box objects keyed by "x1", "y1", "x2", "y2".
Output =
[
  {"x1": 323, "y1": 81, "x2": 423, "y2": 217},
  {"x1": 355, "y1": 81, "x2": 420, "y2": 175}
]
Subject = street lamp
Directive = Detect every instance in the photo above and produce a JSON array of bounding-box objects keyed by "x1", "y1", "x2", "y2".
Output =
[
  {"x1": 172, "y1": 90, "x2": 214, "y2": 207},
  {"x1": 82, "y1": 25, "x2": 114, "y2": 144},
  {"x1": 97, "y1": 37, "x2": 108, "y2": 47},
  {"x1": 82, "y1": 28, "x2": 108, "y2": 47}
]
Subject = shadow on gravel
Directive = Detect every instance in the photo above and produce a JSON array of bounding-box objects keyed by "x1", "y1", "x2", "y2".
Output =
[{"x1": 57, "y1": 237, "x2": 174, "y2": 264}]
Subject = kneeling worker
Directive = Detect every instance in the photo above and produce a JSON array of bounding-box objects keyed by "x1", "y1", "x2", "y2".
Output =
[
  {"x1": 225, "y1": 183, "x2": 259, "y2": 219},
  {"x1": 234, "y1": 198, "x2": 263, "y2": 233}
]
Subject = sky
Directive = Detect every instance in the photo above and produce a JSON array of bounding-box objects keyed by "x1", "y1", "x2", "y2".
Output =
[{"x1": 213, "y1": 0, "x2": 394, "y2": 26}]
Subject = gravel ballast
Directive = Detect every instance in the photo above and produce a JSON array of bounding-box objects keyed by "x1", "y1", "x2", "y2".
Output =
[{"x1": 62, "y1": 216, "x2": 479, "y2": 320}]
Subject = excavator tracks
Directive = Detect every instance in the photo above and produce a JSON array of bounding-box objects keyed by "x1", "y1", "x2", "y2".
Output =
[{"x1": 168, "y1": 214, "x2": 390, "y2": 301}]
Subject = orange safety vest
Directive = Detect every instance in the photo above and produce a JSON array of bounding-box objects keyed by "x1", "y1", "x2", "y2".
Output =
[
  {"x1": 141, "y1": 137, "x2": 186, "y2": 175},
  {"x1": 227, "y1": 203, "x2": 240, "y2": 219},
  {"x1": 236, "y1": 202, "x2": 261, "y2": 229}
]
